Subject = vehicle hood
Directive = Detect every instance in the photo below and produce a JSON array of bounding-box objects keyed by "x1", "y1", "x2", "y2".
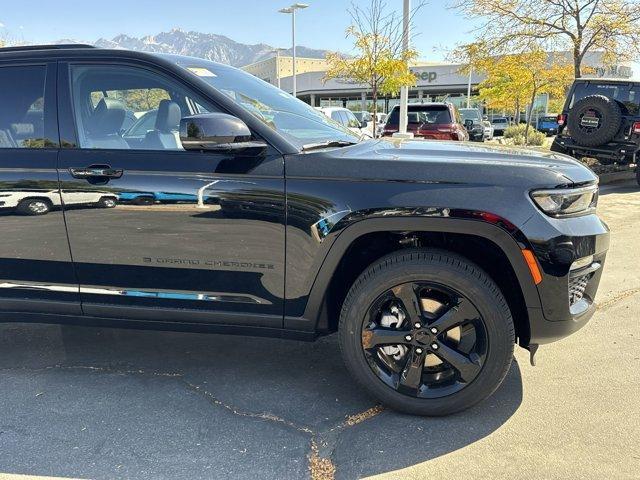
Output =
[{"x1": 293, "y1": 138, "x2": 597, "y2": 187}]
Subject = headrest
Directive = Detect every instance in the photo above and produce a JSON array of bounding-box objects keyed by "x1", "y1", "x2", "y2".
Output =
[
  {"x1": 155, "y1": 100, "x2": 181, "y2": 132},
  {"x1": 87, "y1": 98, "x2": 126, "y2": 136}
]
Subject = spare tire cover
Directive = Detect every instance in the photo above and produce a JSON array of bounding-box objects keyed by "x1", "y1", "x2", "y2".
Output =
[{"x1": 567, "y1": 94, "x2": 622, "y2": 147}]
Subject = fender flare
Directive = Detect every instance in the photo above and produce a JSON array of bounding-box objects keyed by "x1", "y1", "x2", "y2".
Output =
[{"x1": 300, "y1": 216, "x2": 542, "y2": 328}]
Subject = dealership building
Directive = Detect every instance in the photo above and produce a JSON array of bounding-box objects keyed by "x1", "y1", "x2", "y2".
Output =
[{"x1": 242, "y1": 52, "x2": 634, "y2": 114}]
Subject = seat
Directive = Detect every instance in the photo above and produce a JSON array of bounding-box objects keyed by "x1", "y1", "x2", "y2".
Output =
[
  {"x1": 85, "y1": 98, "x2": 129, "y2": 149},
  {"x1": 144, "y1": 100, "x2": 182, "y2": 150}
]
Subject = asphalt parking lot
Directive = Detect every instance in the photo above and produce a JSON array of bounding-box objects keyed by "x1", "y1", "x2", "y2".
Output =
[{"x1": 1, "y1": 179, "x2": 639, "y2": 480}]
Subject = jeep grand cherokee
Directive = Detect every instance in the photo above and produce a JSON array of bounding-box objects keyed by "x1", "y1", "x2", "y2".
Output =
[{"x1": 0, "y1": 44, "x2": 609, "y2": 416}]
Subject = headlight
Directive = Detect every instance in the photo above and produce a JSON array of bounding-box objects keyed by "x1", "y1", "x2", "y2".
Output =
[{"x1": 531, "y1": 184, "x2": 598, "y2": 217}]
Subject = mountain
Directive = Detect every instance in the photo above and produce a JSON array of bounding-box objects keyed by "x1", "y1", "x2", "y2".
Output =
[{"x1": 88, "y1": 29, "x2": 328, "y2": 67}]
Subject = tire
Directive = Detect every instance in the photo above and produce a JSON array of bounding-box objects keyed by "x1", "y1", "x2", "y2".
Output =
[
  {"x1": 567, "y1": 95, "x2": 622, "y2": 147},
  {"x1": 98, "y1": 196, "x2": 117, "y2": 208},
  {"x1": 16, "y1": 198, "x2": 52, "y2": 216},
  {"x1": 338, "y1": 249, "x2": 515, "y2": 416}
]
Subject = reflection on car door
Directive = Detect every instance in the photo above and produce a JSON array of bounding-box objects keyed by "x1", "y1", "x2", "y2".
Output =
[
  {"x1": 0, "y1": 61, "x2": 81, "y2": 315},
  {"x1": 56, "y1": 61, "x2": 285, "y2": 327}
]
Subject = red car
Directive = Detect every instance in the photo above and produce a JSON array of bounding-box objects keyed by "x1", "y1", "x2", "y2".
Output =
[{"x1": 382, "y1": 103, "x2": 469, "y2": 141}]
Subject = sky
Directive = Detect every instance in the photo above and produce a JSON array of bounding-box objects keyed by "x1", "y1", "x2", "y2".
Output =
[{"x1": 0, "y1": 0, "x2": 478, "y2": 62}]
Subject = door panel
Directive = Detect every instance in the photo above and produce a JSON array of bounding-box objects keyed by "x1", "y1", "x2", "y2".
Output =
[
  {"x1": 58, "y1": 149, "x2": 285, "y2": 323},
  {"x1": 57, "y1": 61, "x2": 285, "y2": 326},
  {"x1": 0, "y1": 62, "x2": 79, "y2": 313}
]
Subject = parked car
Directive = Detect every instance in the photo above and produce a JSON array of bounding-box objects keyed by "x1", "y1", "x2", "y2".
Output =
[
  {"x1": 491, "y1": 117, "x2": 510, "y2": 136},
  {"x1": 352, "y1": 110, "x2": 372, "y2": 125},
  {"x1": 482, "y1": 120, "x2": 494, "y2": 140},
  {"x1": 537, "y1": 115, "x2": 560, "y2": 136},
  {"x1": 382, "y1": 103, "x2": 469, "y2": 141},
  {"x1": 551, "y1": 78, "x2": 640, "y2": 185},
  {"x1": 317, "y1": 107, "x2": 373, "y2": 138},
  {"x1": 0, "y1": 189, "x2": 117, "y2": 215},
  {"x1": 458, "y1": 108, "x2": 485, "y2": 142},
  {"x1": 0, "y1": 44, "x2": 609, "y2": 416}
]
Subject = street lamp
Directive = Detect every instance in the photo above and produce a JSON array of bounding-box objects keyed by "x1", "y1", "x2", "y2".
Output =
[{"x1": 278, "y1": 3, "x2": 308, "y2": 98}]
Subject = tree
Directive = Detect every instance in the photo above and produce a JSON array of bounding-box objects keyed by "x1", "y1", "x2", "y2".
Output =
[
  {"x1": 451, "y1": 0, "x2": 640, "y2": 78},
  {"x1": 467, "y1": 47, "x2": 574, "y2": 143},
  {"x1": 324, "y1": 0, "x2": 423, "y2": 133}
]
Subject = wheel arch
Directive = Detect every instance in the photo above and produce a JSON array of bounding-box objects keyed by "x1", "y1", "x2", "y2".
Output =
[{"x1": 296, "y1": 217, "x2": 541, "y2": 346}]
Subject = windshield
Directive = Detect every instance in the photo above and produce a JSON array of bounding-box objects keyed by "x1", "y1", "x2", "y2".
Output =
[
  {"x1": 459, "y1": 109, "x2": 482, "y2": 122},
  {"x1": 171, "y1": 57, "x2": 359, "y2": 149}
]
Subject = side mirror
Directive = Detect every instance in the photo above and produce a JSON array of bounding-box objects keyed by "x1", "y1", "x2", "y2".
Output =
[
  {"x1": 464, "y1": 119, "x2": 474, "y2": 129},
  {"x1": 179, "y1": 113, "x2": 267, "y2": 152},
  {"x1": 360, "y1": 120, "x2": 368, "y2": 129},
  {"x1": 482, "y1": 115, "x2": 488, "y2": 121}
]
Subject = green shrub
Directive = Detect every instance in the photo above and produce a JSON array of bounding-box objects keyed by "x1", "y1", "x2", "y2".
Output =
[{"x1": 503, "y1": 123, "x2": 546, "y2": 146}]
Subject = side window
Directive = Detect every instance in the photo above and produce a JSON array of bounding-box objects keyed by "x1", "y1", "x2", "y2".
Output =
[
  {"x1": 344, "y1": 111, "x2": 360, "y2": 128},
  {"x1": 0, "y1": 65, "x2": 47, "y2": 149},
  {"x1": 70, "y1": 64, "x2": 217, "y2": 151},
  {"x1": 330, "y1": 110, "x2": 342, "y2": 124}
]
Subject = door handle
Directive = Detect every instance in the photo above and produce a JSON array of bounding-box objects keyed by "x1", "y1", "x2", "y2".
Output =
[{"x1": 69, "y1": 165, "x2": 124, "y2": 179}]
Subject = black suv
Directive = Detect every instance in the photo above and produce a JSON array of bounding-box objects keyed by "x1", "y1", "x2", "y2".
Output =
[
  {"x1": 0, "y1": 45, "x2": 609, "y2": 416},
  {"x1": 551, "y1": 78, "x2": 640, "y2": 183}
]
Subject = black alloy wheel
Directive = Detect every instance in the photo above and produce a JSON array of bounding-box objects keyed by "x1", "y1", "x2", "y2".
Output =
[
  {"x1": 361, "y1": 282, "x2": 487, "y2": 399},
  {"x1": 339, "y1": 249, "x2": 515, "y2": 416}
]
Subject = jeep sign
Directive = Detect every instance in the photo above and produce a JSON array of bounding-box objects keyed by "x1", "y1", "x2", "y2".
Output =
[{"x1": 412, "y1": 70, "x2": 437, "y2": 83}]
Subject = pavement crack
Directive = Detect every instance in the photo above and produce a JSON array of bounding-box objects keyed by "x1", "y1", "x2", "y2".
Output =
[
  {"x1": 309, "y1": 405, "x2": 385, "y2": 480},
  {"x1": 181, "y1": 380, "x2": 314, "y2": 435},
  {"x1": 0, "y1": 364, "x2": 182, "y2": 377},
  {"x1": 308, "y1": 438, "x2": 337, "y2": 480},
  {"x1": 597, "y1": 287, "x2": 640, "y2": 311}
]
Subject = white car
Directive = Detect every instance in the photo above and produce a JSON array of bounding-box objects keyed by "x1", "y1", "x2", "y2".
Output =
[
  {"x1": 316, "y1": 107, "x2": 373, "y2": 138},
  {"x1": 0, "y1": 190, "x2": 118, "y2": 215},
  {"x1": 482, "y1": 120, "x2": 494, "y2": 140}
]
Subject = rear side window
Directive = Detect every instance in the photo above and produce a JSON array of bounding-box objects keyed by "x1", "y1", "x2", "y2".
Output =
[
  {"x1": 0, "y1": 65, "x2": 47, "y2": 148},
  {"x1": 570, "y1": 83, "x2": 640, "y2": 115}
]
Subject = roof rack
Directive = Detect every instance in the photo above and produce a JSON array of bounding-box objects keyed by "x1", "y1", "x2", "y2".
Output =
[{"x1": 0, "y1": 44, "x2": 96, "y2": 53}]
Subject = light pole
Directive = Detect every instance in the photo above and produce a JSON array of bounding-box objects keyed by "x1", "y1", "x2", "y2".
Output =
[
  {"x1": 393, "y1": 0, "x2": 414, "y2": 139},
  {"x1": 278, "y1": 3, "x2": 308, "y2": 98},
  {"x1": 466, "y1": 67, "x2": 473, "y2": 109},
  {"x1": 272, "y1": 48, "x2": 285, "y2": 89}
]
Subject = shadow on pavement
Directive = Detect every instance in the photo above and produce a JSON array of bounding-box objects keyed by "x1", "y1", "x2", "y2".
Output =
[
  {"x1": 599, "y1": 178, "x2": 637, "y2": 196},
  {"x1": 0, "y1": 323, "x2": 523, "y2": 480}
]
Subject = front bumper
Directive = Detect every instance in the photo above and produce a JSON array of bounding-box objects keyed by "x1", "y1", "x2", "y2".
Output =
[{"x1": 521, "y1": 212, "x2": 610, "y2": 346}]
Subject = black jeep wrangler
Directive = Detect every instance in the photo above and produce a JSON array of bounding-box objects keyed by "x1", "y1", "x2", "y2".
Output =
[
  {"x1": 551, "y1": 78, "x2": 640, "y2": 184},
  {"x1": 0, "y1": 45, "x2": 609, "y2": 416}
]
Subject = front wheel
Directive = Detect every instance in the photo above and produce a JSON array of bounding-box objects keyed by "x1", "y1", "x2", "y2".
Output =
[
  {"x1": 16, "y1": 198, "x2": 52, "y2": 216},
  {"x1": 338, "y1": 249, "x2": 515, "y2": 416}
]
